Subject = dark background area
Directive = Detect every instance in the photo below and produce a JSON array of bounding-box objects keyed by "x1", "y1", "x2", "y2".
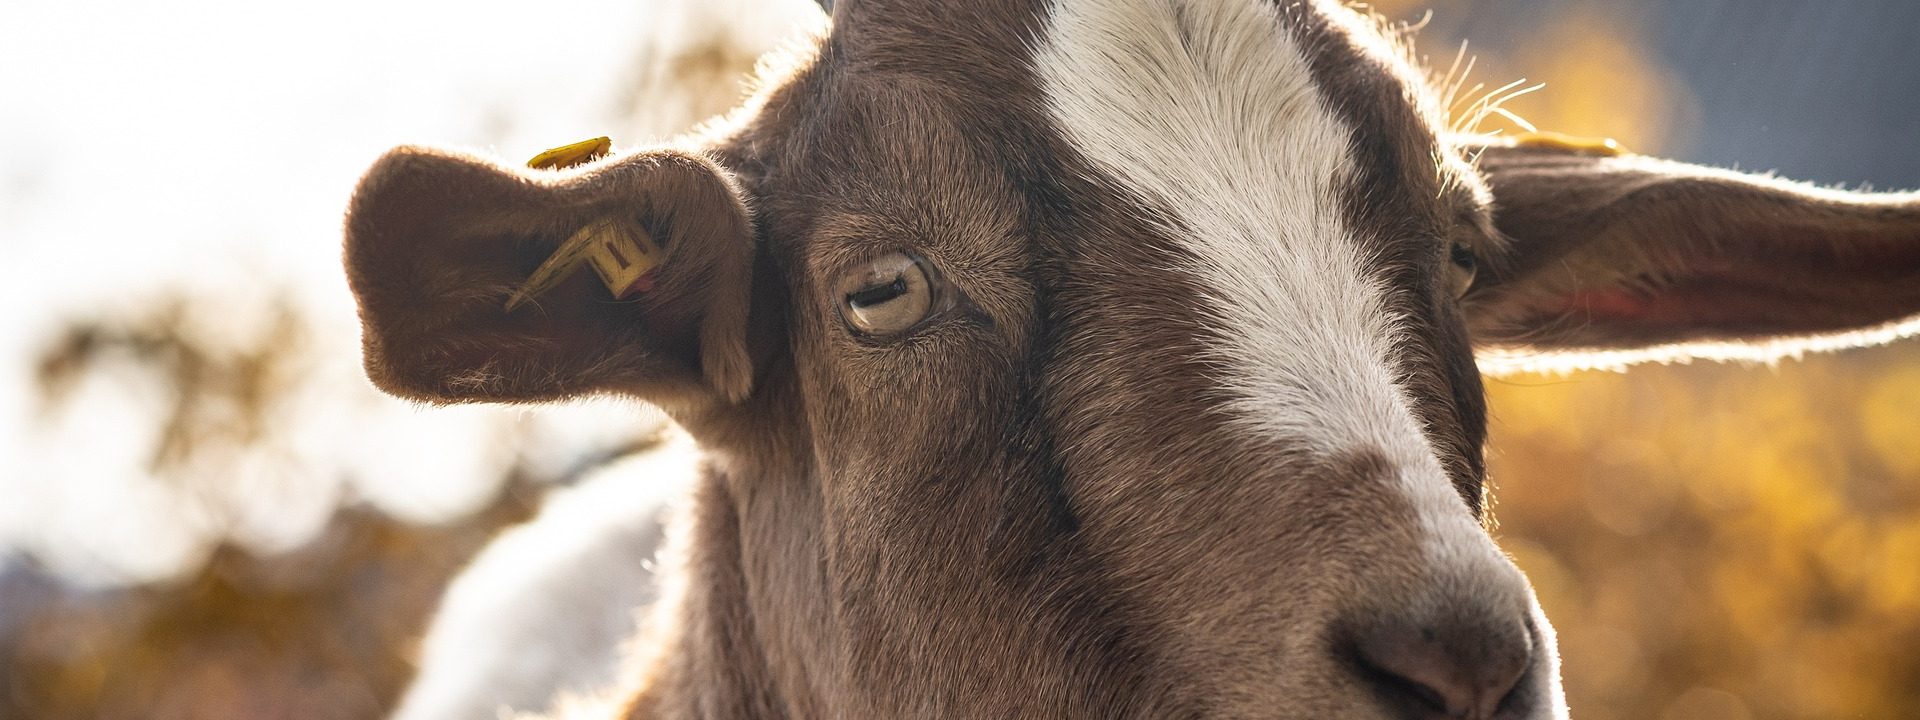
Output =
[{"x1": 1405, "y1": 0, "x2": 1920, "y2": 188}]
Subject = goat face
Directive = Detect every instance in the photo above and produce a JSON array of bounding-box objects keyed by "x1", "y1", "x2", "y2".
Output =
[{"x1": 344, "y1": 1, "x2": 1920, "y2": 717}]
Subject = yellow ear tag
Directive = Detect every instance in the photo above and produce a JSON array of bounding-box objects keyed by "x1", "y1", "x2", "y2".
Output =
[
  {"x1": 504, "y1": 216, "x2": 665, "y2": 311},
  {"x1": 505, "y1": 137, "x2": 667, "y2": 311},
  {"x1": 527, "y1": 136, "x2": 613, "y2": 170},
  {"x1": 1512, "y1": 131, "x2": 1629, "y2": 157}
]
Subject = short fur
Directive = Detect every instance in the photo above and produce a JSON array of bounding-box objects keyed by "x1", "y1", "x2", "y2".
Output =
[{"x1": 345, "y1": 1, "x2": 1920, "y2": 718}]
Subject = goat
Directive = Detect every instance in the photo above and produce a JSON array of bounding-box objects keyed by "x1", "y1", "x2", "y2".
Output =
[{"x1": 343, "y1": 1, "x2": 1920, "y2": 717}]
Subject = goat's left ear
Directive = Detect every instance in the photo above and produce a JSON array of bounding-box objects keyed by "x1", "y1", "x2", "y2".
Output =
[
  {"x1": 345, "y1": 146, "x2": 758, "y2": 408},
  {"x1": 1464, "y1": 138, "x2": 1920, "y2": 365}
]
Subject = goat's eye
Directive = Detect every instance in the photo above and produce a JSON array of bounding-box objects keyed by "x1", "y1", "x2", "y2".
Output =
[
  {"x1": 1448, "y1": 242, "x2": 1478, "y2": 299},
  {"x1": 836, "y1": 252, "x2": 940, "y2": 336}
]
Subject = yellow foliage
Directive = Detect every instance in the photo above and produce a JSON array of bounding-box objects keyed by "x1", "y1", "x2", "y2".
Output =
[
  {"x1": 1489, "y1": 354, "x2": 1920, "y2": 718},
  {"x1": 1862, "y1": 365, "x2": 1920, "y2": 478},
  {"x1": 1504, "y1": 11, "x2": 1695, "y2": 153}
]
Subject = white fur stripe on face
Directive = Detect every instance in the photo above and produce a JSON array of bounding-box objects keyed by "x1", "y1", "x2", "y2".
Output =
[{"x1": 1032, "y1": 0, "x2": 1493, "y2": 564}]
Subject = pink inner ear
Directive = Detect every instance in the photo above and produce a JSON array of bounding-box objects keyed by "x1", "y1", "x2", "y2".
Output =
[
  {"x1": 1523, "y1": 245, "x2": 1920, "y2": 346},
  {"x1": 1558, "y1": 288, "x2": 1655, "y2": 323},
  {"x1": 1526, "y1": 284, "x2": 1728, "y2": 345},
  {"x1": 1538, "y1": 275, "x2": 1762, "y2": 338}
]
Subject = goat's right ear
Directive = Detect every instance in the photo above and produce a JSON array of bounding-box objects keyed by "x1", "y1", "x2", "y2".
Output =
[
  {"x1": 1463, "y1": 137, "x2": 1920, "y2": 367},
  {"x1": 344, "y1": 146, "x2": 757, "y2": 407}
]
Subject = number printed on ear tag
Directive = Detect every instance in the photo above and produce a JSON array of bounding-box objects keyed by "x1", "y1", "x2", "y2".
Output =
[{"x1": 504, "y1": 217, "x2": 665, "y2": 311}]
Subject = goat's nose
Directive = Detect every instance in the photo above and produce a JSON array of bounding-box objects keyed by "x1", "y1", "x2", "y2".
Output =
[{"x1": 1348, "y1": 610, "x2": 1535, "y2": 719}]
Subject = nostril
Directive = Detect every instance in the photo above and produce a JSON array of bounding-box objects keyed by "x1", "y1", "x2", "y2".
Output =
[
  {"x1": 1349, "y1": 617, "x2": 1533, "y2": 719},
  {"x1": 1355, "y1": 646, "x2": 1452, "y2": 715}
]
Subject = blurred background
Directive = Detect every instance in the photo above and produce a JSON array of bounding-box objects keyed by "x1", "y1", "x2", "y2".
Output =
[{"x1": 0, "y1": 1, "x2": 1914, "y2": 718}]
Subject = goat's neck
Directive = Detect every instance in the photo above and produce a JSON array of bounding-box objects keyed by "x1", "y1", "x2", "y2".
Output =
[{"x1": 624, "y1": 378, "x2": 830, "y2": 719}]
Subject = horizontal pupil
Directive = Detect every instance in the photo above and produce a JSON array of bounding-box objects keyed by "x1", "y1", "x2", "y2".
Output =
[{"x1": 847, "y1": 276, "x2": 908, "y2": 309}]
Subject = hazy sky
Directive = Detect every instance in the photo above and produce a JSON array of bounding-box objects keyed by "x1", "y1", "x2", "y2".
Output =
[{"x1": 0, "y1": 0, "x2": 684, "y2": 585}]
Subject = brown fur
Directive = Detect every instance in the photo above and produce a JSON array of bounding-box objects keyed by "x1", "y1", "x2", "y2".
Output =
[{"x1": 344, "y1": 1, "x2": 1920, "y2": 717}]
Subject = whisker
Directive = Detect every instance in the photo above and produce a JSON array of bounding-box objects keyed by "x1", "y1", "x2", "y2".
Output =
[
  {"x1": 1437, "y1": 40, "x2": 1472, "y2": 113},
  {"x1": 1488, "y1": 106, "x2": 1540, "y2": 133}
]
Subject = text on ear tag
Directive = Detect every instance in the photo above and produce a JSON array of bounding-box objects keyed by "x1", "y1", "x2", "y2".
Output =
[
  {"x1": 583, "y1": 218, "x2": 665, "y2": 298},
  {"x1": 1512, "y1": 131, "x2": 1629, "y2": 157},
  {"x1": 504, "y1": 216, "x2": 666, "y2": 311},
  {"x1": 527, "y1": 136, "x2": 613, "y2": 170}
]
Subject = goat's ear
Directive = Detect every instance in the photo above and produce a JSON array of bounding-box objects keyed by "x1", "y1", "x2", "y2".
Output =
[
  {"x1": 1464, "y1": 137, "x2": 1920, "y2": 368},
  {"x1": 345, "y1": 146, "x2": 757, "y2": 407}
]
